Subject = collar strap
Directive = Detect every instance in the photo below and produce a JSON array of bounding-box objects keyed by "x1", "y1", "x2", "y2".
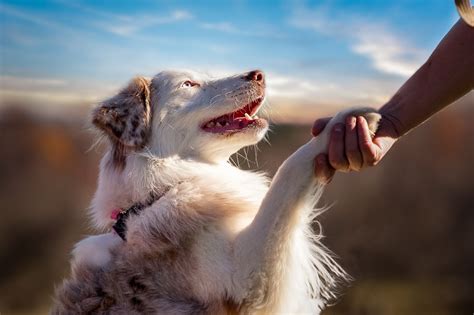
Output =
[{"x1": 112, "y1": 189, "x2": 167, "y2": 241}]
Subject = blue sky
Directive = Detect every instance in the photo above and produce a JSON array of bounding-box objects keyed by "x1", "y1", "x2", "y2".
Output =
[{"x1": 0, "y1": 0, "x2": 461, "y2": 122}]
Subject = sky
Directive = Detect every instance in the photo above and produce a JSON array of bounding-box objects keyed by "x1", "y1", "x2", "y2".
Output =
[{"x1": 0, "y1": 0, "x2": 462, "y2": 122}]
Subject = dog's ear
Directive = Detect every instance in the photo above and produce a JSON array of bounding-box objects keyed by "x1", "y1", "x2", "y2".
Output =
[{"x1": 93, "y1": 77, "x2": 152, "y2": 149}]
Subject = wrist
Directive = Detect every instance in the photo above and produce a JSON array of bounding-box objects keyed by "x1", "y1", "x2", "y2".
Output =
[
  {"x1": 378, "y1": 95, "x2": 408, "y2": 138},
  {"x1": 377, "y1": 113, "x2": 403, "y2": 140}
]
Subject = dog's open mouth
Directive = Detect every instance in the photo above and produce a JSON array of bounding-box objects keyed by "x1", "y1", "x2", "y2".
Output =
[{"x1": 202, "y1": 97, "x2": 265, "y2": 133}]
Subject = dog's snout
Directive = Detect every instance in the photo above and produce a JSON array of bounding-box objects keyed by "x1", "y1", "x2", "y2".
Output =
[{"x1": 245, "y1": 70, "x2": 265, "y2": 85}]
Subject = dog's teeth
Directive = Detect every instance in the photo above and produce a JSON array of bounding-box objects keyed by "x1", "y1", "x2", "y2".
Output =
[
  {"x1": 244, "y1": 113, "x2": 252, "y2": 120},
  {"x1": 254, "y1": 115, "x2": 259, "y2": 119},
  {"x1": 206, "y1": 122, "x2": 215, "y2": 128},
  {"x1": 225, "y1": 122, "x2": 230, "y2": 126},
  {"x1": 216, "y1": 122, "x2": 222, "y2": 127}
]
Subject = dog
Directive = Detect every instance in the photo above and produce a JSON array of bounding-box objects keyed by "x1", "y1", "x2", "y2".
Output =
[{"x1": 52, "y1": 69, "x2": 381, "y2": 314}]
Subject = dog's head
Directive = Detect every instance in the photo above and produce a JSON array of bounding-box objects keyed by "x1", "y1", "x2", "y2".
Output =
[{"x1": 93, "y1": 70, "x2": 268, "y2": 165}]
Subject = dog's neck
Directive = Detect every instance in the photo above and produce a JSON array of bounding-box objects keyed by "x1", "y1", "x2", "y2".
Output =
[
  {"x1": 112, "y1": 187, "x2": 173, "y2": 241},
  {"x1": 90, "y1": 151, "x2": 239, "y2": 231}
]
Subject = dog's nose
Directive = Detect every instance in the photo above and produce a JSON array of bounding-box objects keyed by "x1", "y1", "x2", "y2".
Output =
[{"x1": 245, "y1": 70, "x2": 265, "y2": 85}]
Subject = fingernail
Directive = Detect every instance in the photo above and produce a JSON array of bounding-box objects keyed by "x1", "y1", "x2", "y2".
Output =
[{"x1": 346, "y1": 116, "x2": 356, "y2": 126}]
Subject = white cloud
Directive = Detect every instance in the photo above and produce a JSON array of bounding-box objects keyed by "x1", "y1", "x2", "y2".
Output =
[
  {"x1": 50, "y1": 1, "x2": 193, "y2": 37},
  {"x1": 93, "y1": 10, "x2": 193, "y2": 37},
  {"x1": 171, "y1": 10, "x2": 193, "y2": 21},
  {"x1": 200, "y1": 22, "x2": 239, "y2": 33},
  {"x1": 267, "y1": 73, "x2": 393, "y2": 105},
  {"x1": 351, "y1": 27, "x2": 425, "y2": 77},
  {"x1": 0, "y1": 3, "x2": 192, "y2": 40},
  {"x1": 289, "y1": 5, "x2": 427, "y2": 77},
  {"x1": 206, "y1": 44, "x2": 233, "y2": 54},
  {"x1": 197, "y1": 20, "x2": 286, "y2": 39},
  {"x1": 266, "y1": 74, "x2": 323, "y2": 98},
  {"x1": 0, "y1": 3, "x2": 66, "y2": 29},
  {"x1": 0, "y1": 75, "x2": 117, "y2": 106},
  {"x1": 1, "y1": 76, "x2": 67, "y2": 88}
]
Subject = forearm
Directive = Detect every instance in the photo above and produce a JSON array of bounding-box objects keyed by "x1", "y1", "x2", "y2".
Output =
[{"x1": 380, "y1": 19, "x2": 474, "y2": 136}]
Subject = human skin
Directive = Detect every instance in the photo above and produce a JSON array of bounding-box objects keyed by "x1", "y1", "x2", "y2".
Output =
[{"x1": 312, "y1": 19, "x2": 474, "y2": 182}]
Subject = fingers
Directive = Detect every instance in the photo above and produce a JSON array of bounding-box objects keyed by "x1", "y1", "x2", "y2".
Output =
[
  {"x1": 345, "y1": 116, "x2": 363, "y2": 171},
  {"x1": 311, "y1": 117, "x2": 331, "y2": 137},
  {"x1": 328, "y1": 123, "x2": 350, "y2": 172},
  {"x1": 314, "y1": 154, "x2": 335, "y2": 184},
  {"x1": 357, "y1": 116, "x2": 382, "y2": 167},
  {"x1": 312, "y1": 114, "x2": 386, "y2": 177}
]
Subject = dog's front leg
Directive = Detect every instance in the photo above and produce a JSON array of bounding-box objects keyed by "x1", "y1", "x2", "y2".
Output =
[
  {"x1": 71, "y1": 233, "x2": 122, "y2": 273},
  {"x1": 232, "y1": 108, "x2": 381, "y2": 309}
]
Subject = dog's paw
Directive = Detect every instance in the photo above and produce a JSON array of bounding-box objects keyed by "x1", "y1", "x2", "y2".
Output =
[
  {"x1": 305, "y1": 107, "x2": 381, "y2": 160},
  {"x1": 330, "y1": 107, "x2": 381, "y2": 136},
  {"x1": 72, "y1": 233, "x2": 122, "y2": 271}
]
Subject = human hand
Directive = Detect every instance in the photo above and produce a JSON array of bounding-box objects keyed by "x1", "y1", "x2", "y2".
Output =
[{"x1": 312, "y1": 114, "x2": 400, "y2": 182}]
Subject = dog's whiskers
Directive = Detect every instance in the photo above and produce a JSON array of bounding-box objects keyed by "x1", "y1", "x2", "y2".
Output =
[
  {"x1": 252, "y1": 144, "x2": 260, "y2": 168},
  {"x1": 243, "y1": 147, "x2": 251, "y2": 168},
  {"x1": 228, "y1": 155, "x2": 238, "y2": 167},
  {"x1": 86, "y1": 133, "x2": 106, "y2": 154}
]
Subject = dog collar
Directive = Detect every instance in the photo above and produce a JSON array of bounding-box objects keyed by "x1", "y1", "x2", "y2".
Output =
[{"x1": 112, "y1": 188, "x2": 170, "y2": 241}]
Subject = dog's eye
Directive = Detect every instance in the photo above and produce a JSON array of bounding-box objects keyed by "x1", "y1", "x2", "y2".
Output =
[{"x1": 181, "y1": 80, "x2": 200, "y2": 88}]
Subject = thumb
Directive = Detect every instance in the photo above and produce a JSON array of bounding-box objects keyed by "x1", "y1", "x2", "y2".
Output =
[{"x1": 312, "y1": 117, "x2": 332, "y2": 137}]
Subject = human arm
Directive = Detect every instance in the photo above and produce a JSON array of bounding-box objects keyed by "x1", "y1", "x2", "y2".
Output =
[{"x1": 313, "y1": 19, "x2": 474, "y2": 180}]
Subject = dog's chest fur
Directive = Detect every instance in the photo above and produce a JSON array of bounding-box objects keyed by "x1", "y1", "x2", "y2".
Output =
[{"x1": 54, "y1": 158, "x2": 274, "y2": 314}]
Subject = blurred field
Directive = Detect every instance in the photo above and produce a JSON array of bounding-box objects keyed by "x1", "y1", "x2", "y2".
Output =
[{"x1": 0, "y1": 95, "x2": 473, "y2": 315}]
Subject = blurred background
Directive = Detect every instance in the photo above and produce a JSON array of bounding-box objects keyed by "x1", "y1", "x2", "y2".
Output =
[{"x1": 0, "y1": 1, "x2": 473, "y2": 314}]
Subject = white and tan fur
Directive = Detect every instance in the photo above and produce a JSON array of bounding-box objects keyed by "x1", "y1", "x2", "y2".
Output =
[{"x1": 52, "y1": 70, "x2": 381, "y2": 314}]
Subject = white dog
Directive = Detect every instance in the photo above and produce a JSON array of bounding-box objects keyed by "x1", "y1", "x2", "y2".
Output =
[{"x1": 52, "y1": 70, "x2": 380, "y2": 314}]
